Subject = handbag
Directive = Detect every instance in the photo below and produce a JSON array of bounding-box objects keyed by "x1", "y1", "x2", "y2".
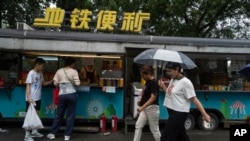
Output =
[
  {"x1": 53, "y1": 87, "x2": 59, "y2": 105},
  {"x1": 22, "y1": 104, "x2": 44, "y2": 130},
  {"x1": 63, "y1": 69, "x2": 79, "y2": 90}
]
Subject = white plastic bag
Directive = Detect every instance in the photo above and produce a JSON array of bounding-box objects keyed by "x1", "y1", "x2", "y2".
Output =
[{"x1": 22, "y1": 104, "x2": 44, "y2": 130}]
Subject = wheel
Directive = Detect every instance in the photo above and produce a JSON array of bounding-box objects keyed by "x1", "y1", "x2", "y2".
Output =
[
  {"x1": 198, "y1": 113, "x2": 219, "y2": 130},
  {"x1": 185, "y1": 114, "x2": 195, "y2": 130}
]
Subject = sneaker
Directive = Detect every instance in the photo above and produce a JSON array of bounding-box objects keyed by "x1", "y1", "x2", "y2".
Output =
[
  {"x1": 30, "y1": 131, "x2": 43, "y2": 138},
  {"x1": 24, "y1": 135, "x2": 34, "y2": 141},
  {"x1": 64, "y1": 136, "x2": 70, "y2": 141},
  {"x1": 47, "y1": 133, "x2": 56, "y2": 140}
]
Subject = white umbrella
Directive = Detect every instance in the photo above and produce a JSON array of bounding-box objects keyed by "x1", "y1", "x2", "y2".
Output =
[{"x1": 134, "y1": 48, "x2": 197, "y2": 69}]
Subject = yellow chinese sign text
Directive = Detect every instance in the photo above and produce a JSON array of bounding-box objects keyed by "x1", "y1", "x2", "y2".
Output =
[
  {"x1": 121, "y1": 12, "x2": 150, "y2": 33},
  {"x1": 70, "y1": 8, "x2": 92, "y2": 30},
  {"x1": 34, "y1": 8, "x2": 65, "y2": 28},
  {"x1": 97, "y1": 10, "x2": 117, "y2": 31},
  {"x1": 33, "y1": 8, "x2": 150, "y2": 33}
]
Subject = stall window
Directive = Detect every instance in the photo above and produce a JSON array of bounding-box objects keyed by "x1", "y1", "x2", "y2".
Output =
[
  {"x1": 0, "y1": 52, "x2": 19, "y2": 85},
  {"x1": 20, "y1": 55, "x2": 58, "y2": 84}
]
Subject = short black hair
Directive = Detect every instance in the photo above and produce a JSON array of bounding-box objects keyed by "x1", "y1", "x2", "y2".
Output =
[
  {"x1": 140, "y1": 65, "x2": 154, "y2": 75},
  {"x1": 166, "y1": 62, "x2": 182, "y2": 72},
  {"x1": 65, "y1": 57, "x2": 76, "y2": 66},
  {"x1": 35, "y1": 58, "x2": 46, "y2": 65}
]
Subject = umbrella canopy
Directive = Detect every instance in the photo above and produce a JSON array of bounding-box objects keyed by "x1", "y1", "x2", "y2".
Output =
[
  {"x1": 134, "y1": 48, "x2": 197, "y2": 69},
  {"x1": 238, "y1": 63, "x2": 250, "y2": 77}
]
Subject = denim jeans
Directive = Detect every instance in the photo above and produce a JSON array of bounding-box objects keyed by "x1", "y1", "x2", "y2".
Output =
[
  {"x1": 133, "y1": 105, "x2": 161, "y2": 141},
  {"x1": 50, "y1": 93, "x2": 77, "y2": 136}
]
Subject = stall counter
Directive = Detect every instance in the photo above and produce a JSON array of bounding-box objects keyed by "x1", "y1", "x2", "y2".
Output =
[{"x1": 0, "y1": 86, "x2": 124, "y2": 120}]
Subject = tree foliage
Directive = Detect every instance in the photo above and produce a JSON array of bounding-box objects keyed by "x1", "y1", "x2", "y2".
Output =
[
  {"x1": 1, "y1": 0, "x2": 250, "y2": 39},
  {"x1": 1, "y1": 0, "x2": 50, "y2": 28},
  {"x1": 142, "y1": 0, "x2": 250, "y2": 38}
]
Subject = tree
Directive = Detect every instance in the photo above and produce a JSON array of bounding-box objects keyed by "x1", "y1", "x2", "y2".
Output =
[
  {"x1": 1, "y1": 0, "x2": 50, "y2": 28},
  {"x1": 141, "y1": 0, "x2": 250, "y2": 38}
]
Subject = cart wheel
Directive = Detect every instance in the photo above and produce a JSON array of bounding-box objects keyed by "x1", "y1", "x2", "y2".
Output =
[
  {"x1": 198, "y1": 113, "x2": 219, "y2": 130},
  {"x1": 185, "y1": 114, "x2": 195, "y2": 130}
]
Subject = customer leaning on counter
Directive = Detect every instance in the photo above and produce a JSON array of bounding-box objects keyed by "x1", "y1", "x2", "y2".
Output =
[{"x1": 47, "y1": 57, "x2": 80, "y2": 141}]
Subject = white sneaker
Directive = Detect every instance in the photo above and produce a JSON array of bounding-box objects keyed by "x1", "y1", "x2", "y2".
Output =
[
  {"x1": 30, "y1": 131, "x2": 43, "y2": 138},
  {"x1": 47, "y1": 133, "x2": 56, "y2": 139},
  {"x1": 64, "y1": 136, "x2": 70, "y2": 141},
  {"x1": 24, "y1": 135, "x2": 34, "y2": 141}
]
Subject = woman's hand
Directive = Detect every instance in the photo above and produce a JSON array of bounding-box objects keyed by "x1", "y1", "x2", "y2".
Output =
[
  {"x1": 137, "y1": 106, "x2": 144, "y2": 113},
  {"x1": 158, "y1": 79, "x2": 164, "y2": 87},
  {"x1": 158, "y1": 79, "x2": 167, "y2": 91},
  {"x1": 203, "y1": 113, "x2": 211, "y2": 122},
  {"x1": 137, "y1": 100, "x2": 141, "y2": 106}
]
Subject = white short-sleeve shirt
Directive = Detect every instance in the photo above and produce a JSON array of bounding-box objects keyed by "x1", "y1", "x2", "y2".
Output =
[
  {"x1": 163, "y1": 77, "x2": 196, "y2": 113},
  {"x1": 25, "y1": 70, "x2": 44, "y2": 101}
]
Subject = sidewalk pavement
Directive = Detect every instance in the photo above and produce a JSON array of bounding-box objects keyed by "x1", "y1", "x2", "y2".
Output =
[
  {"x1": 0, "y1": 120, "x2": 229, "y2": 141},
  {"x1": 0, "y1": 125, "x2": 230, "y2": 141},
  {"x1": 0, "y1": 127, "x2": 154, "y2": 141}
]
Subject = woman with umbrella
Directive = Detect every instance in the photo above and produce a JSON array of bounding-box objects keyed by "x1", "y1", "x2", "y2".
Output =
[{"x1": 158, "y1": 62, "x2": 211, "y2": 141}]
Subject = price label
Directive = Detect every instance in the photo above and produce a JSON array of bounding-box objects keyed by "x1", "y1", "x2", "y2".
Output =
[{"x1": 105, "y1": 86, "x2": 116, "y2": 93}]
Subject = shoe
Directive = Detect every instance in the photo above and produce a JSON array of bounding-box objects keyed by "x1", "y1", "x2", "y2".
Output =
[
  {"x1": 47, "y1": 133, "x2": 55, "y2": 140},
  {"x1": 64, "y1": 136, "x2": 70, "y2": 141},
  {"x1": 24, "y1": 135, "x2": 34, "y2": 141},
  {"x1": 30, "y1": 131, "x2": 44, "y2": 138}
]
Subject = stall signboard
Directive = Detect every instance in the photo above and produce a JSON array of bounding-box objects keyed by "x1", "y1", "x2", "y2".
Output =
[{"x1": 33, "y1": 7, "x2": 150, "y2": 33}]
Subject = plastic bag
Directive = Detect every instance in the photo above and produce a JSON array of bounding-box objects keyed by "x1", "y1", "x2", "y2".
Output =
[
  {"x1": 22, "y1": 104, "x2": 44, "y2": 130},
  {"x1": 53, "y1": 87, "x2": 59, "y2": 105}
]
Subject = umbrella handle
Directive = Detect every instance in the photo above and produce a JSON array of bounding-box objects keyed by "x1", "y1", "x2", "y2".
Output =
[
  {"x1": 163, "y1": 62, "x2": 167, "y2": 69},
  {"x1": 153, "y1": 60, "x2": 157, "y2": 68}
]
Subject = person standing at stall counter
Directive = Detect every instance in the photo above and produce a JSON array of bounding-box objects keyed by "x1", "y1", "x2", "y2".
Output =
[
  {"x1": 133, "y1": 65, "x2": 161, "y2": 141},
  {"x1": 47, "y1": 57, "x2": 80, "y2": 141},
  {"x1": 24, "y1": 58, "x2": 53, "y2": 141},
  {"x1": 158, "y1": 62, "x2": 211, "y2": 141},
  {"x1": 80, "y1": 65, "x2": 98, "y2": 85}
]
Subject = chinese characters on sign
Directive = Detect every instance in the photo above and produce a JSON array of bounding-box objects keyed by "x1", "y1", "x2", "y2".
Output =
[
  {"x1": 70, "y1": 9, "x2": 92, "y2": 30},
  {"x1": 33, "y1": 8, "x2": 150, "y2": 33},
  {"x1": 97, "y1": 10, "x2": 117, "y2": 31},
  {"x1": 121, "y1": 12, "x2": 150, "y2": 33},
  {"x1": 34, "y1": 8, "x2": 65, "y2": 28}
]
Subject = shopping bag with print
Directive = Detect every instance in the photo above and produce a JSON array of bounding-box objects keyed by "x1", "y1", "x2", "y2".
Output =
[
  {"x1": 22, "y1": 103, "x2": 44, "y2": 130},
  {"x1": 53, "y1": 86, "x2": 59, "y2": 105}
]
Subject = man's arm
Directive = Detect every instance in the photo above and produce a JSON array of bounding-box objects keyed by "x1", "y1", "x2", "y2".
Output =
[
  {"x1": 26, "y1": 84, "x2": 32, "y2": 103},
  {"x1": 43, "y1": 80, "x2": 53, "y2": 86}
]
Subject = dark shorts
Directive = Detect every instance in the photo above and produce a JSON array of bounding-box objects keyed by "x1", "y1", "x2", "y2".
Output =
[{"x1": 26, "y1": 100, "x2": 41, "y2": 111}]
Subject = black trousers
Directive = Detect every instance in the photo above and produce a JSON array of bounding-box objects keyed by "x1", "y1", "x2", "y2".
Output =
[
  {"x1": 50, "y1": 93, "x2": 77, "y2": 136},
  {"x1": 161, "y1": 108, "x2": 191, "y2": 141}
]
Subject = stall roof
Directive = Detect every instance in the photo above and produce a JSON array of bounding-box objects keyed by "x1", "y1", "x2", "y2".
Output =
[
  {"x1": 0, "y1": 29, "x2": 250, "y2": 47},
  {"x1": 1, "y1": 29, "x2": 250, "y2": 55}
]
